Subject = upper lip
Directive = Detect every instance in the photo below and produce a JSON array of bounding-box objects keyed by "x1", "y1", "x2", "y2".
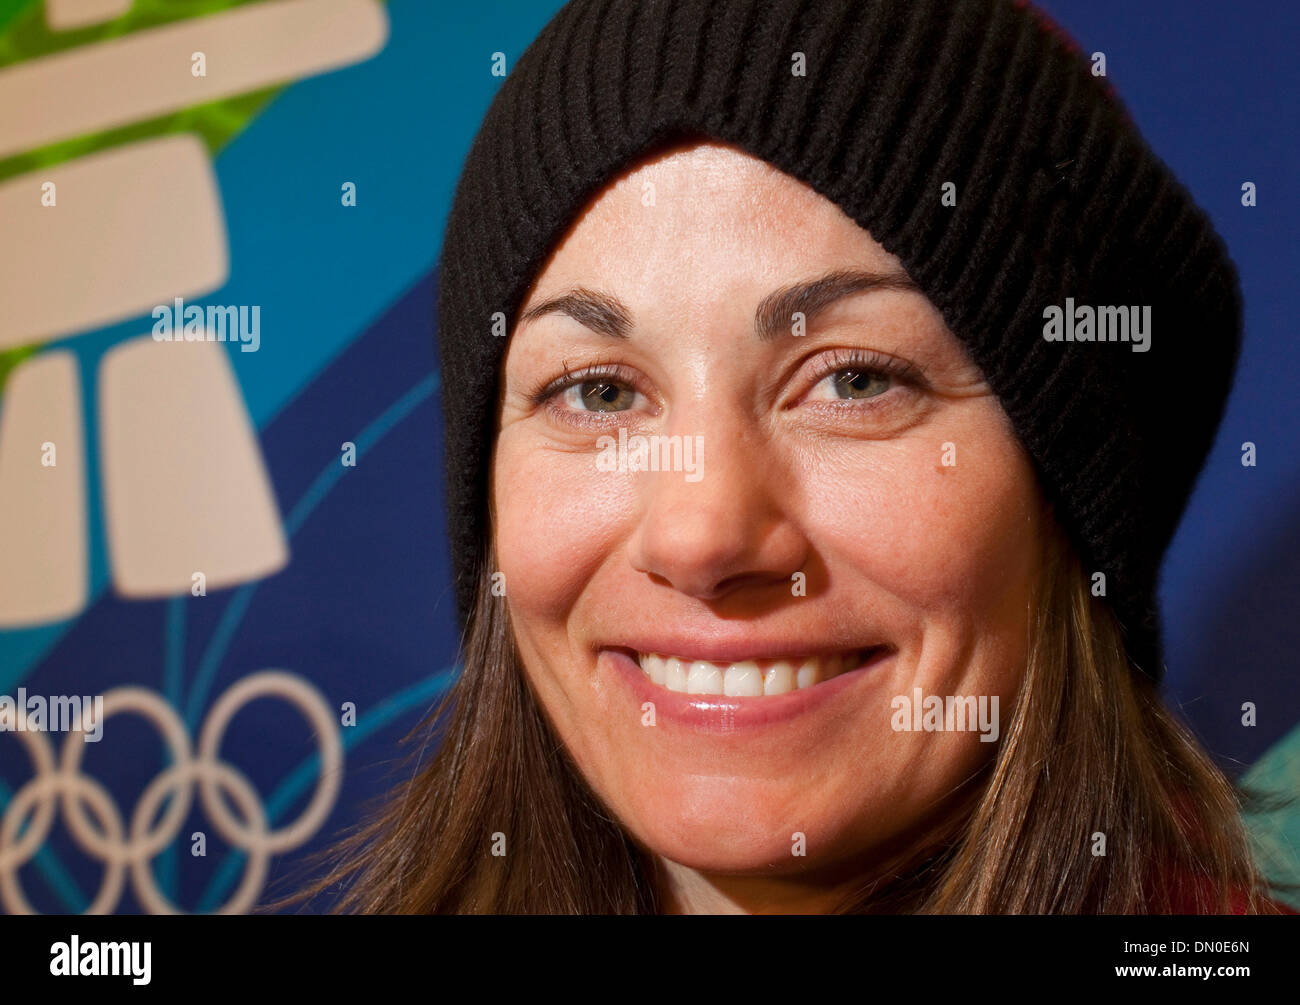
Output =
[{"x1": 607, "y1": 637, "x2": 887, "y2": 664}]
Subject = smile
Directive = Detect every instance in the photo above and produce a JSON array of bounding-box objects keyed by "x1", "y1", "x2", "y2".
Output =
[{"x1": 636, "y1": 649, "x2": 873, "y2": 696}]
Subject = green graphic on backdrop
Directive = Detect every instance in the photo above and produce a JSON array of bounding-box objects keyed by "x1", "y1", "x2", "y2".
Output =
[{"x1": 0, "y1": 0, "x2": 282, "y2": 185}]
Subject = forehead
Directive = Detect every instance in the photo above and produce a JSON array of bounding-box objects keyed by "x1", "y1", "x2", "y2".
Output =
[{"x1": 519, "y1": 139, "x2": 908, "y2": 311}]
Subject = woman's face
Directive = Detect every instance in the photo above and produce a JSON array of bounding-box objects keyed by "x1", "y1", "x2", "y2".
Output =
[{"x1": 491, "y1": 139, "x2": 1044, "y2": 909}]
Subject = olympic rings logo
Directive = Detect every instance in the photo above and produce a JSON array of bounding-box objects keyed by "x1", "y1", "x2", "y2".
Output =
[{"x1": 0, "y1": 670, "x2": 342, "y2": 915}]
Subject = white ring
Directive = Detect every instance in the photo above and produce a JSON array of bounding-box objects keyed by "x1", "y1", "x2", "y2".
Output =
[
  {"x1": 0, "y1": 770, "x2": 127, "y2": 914},
  {"x1": 197, "y1": 671, "x2": 342, "y2": 854},
  {"x1": 58, "y1": 687, "x2": 192, "y2": 864},
  {"x1": 130, "y1": 759, "x2": 269, "y2": 915},
  {"x1": 0, "y1": 711, "x2": 56, "y2": 870}
]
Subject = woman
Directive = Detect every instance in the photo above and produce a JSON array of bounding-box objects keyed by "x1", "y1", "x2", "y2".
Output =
[{"x1": 311, "y1": 0, "x2": 1286, "y2": 912}]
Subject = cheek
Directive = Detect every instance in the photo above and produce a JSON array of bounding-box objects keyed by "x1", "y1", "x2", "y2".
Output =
[
  {"x1": 491, "y1": 430, "x2": 635, "y2": 626},
  {"x1": 805, "y1": 418, "x2": 1040, "y2": 652}
]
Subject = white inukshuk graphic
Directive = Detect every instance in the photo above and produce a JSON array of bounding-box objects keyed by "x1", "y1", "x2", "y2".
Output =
[{"x1": 0, "y1": 1, "x2": 389, "y2": 913}]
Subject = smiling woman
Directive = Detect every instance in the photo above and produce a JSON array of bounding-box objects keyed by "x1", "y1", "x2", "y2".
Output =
[{"x1": 300, "y1": 0, "x2": 1284, "y2": 914}]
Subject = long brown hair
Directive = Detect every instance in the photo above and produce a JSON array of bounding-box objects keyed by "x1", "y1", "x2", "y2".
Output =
[{"x1": 286, "y1": 514, "x2": 1279, "y2": 913}]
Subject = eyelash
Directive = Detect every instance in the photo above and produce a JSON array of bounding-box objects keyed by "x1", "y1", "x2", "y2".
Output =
[
  {"x1": 807, "y1": 347, "x2": 923, "y2": 400},
  {"x1": 527, "y1": 357, "x2": 636, "y2": 407},
  {"x1": 527, "y1": 349, "x2": 923, "y2": 423}
]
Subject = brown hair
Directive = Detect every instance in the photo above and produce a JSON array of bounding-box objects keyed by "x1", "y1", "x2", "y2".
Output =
[{"x1": 285, "y1": 514, "x2": 1280, "y2": 914}]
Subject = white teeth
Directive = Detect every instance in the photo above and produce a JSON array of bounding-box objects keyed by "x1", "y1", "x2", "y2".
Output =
[
  {"x1": 638, "y1": 651, "x2": 860, "y2": 695},
  {"x1": 686, "y1": 661, "x2": 723, "y2": 695},
  {"x1": 723, "y1": 662, "x2": 763, "y2": 696},
  {"x1": 796, "y1": 659, "x2": 821, "y2": 690},
  {"x1": 664, "y1": 656, "x2": 688, "y2": 692},
  {"x1": 763, "y1": 661, "x2": 795, "y2": 695}
]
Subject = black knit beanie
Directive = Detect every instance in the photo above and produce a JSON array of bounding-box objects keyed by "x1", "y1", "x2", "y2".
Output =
[{"x1": 436, "y1": 0, "x2": 1242, "y2": 681}]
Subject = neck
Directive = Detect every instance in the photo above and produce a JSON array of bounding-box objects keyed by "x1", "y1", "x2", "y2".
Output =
[{"x1": 656, "y1": 858, "x2": 860, "y2": 914}]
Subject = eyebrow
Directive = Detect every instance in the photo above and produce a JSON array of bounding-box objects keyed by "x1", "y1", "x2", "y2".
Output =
[{"x1": 517, "y1": 268, "x2": 919, "y2": 342}]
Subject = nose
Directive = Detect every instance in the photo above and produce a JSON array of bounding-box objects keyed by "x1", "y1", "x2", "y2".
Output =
[{"x1": 624, "y1": 414, "x2": 809, "y2": 603}]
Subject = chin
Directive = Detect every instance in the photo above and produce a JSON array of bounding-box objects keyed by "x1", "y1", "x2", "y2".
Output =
[{"x1": 614, "y1": 777, "x2": 865, "y2": 875}]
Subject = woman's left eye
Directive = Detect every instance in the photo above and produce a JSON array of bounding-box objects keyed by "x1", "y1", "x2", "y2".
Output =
[{"x1": 809, "y1": 367, "x2": 893, "y2": 402}]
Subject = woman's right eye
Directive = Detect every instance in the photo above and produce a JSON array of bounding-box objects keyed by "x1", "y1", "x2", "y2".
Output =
[{"x1": 560, "y1": 380, "x2": 637, "y2": 412}]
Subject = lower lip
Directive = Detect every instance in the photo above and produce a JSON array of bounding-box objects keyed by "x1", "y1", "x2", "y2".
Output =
[{"x1": 602, "y1": 648, "x2": 891, "y2": 734}]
